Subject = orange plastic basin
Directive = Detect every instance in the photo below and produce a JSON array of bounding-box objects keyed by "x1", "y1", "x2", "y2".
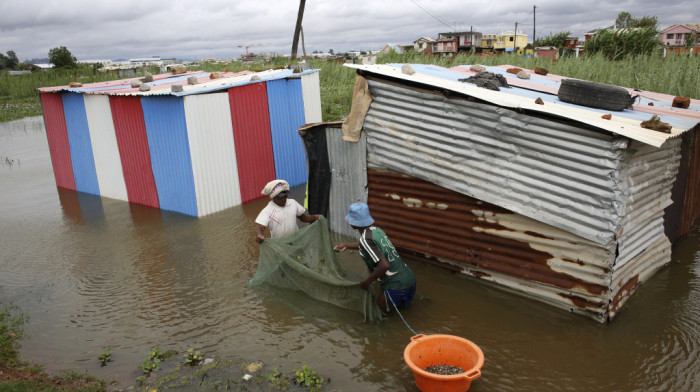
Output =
[{"x1": 403, "y1": 334, "x2": 484, "y2": 392}]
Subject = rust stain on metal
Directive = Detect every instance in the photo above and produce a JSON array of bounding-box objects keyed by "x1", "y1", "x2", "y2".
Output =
[
  {"x1": 610, "y1": 274, "x2": 640, "y2": 315},
  {"x1": 524, "y1": 231, "x2": 555, "y2": 240},
  {"x1": 368, "y1": 168, "x2": 610, "y2": 303}
]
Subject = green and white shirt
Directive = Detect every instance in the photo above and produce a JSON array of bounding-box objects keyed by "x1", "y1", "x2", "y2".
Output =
[{"x1": 359, "y1": 226, "x2": 416, "y2": 291}]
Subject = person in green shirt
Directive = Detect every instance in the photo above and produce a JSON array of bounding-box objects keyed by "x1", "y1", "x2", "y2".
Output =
[{"x1": 334, "y1": 203, "x2": 417, "y2": 313}]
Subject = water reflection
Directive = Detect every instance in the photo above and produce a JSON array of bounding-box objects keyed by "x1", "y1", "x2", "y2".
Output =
[{"x1": 1, "y1": 117, "x2": 699, "y2": 392}]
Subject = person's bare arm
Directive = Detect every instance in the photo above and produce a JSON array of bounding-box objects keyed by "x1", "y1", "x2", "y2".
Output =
[
  {"x1": 255, "y1": 224, "x2": 267, "y2": 244},
  {"x1": 334, "y1": 242, "x2": 359, "y2": 253},
  {"x1": 360, "y1": 257, "x2": 389, "y2": 290},
  {"x1": 298, "y1": 212, "x2": 322, "y2": 223}
]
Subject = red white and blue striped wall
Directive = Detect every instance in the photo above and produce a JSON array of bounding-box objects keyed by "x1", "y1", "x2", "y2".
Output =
[{"x1": 39, "y1": 69, "x2": 322, "y2": 217}]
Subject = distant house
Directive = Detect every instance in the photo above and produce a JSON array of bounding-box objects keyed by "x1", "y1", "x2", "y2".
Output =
[
  {"x1": 494, "y1": 30, "x2": 528, "y2": 52},
  {"x1": 481, "y1": 34, "x2": 498, "y2": 52},
  {"x1": 584, "y1": 26, "x2": 615, "y2": 42},
  {"x1": 565, "y1": 36, "x2": 579, "y2": 48},
  {"x1": 438, "y1": 31, "x2": 483, "y2": 53},
  {"x1": 413, "y1": 37, "x2": 437, "y2": 53},
  {"x1": 432, "y1": 37, "x2": 458, "y2": 56},
  {"x1": 379, "y1": 44, "x2": 405, "y2": 55},
  {"x1": 659, "y1": 24, "x2": 700, "y2": 53}
]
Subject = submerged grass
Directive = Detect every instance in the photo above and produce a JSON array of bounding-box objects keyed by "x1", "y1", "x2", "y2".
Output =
[{"x1": 0, "y1": 52, "x2": 697, "y2": 124}]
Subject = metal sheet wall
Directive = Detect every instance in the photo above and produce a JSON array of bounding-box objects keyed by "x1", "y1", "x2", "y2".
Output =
[
  {"x1": 108, "y1": 96, "x2": 160, "y2": 209},
  {"x1": 364, "y1": 78, "x2": 626, "y2": 247},
  {"x1": 325, "y1": 125, "x2": 368, "y2": 238},
  {"x1": 40, "y1": 93, "x2": 76, "y2": 190},
  {"x1": 367, "y1": 168, "x2": 616, "y2": 321},
  {"x1": 679, "y1": 129, "x2": 700, "y2": 236},
  {"x1": 184, "y1": 93, "x2": 242, "y2": 216},
  {"x1": 83, "y1": 94, "x2": 128, "y2": 202},
  {"x1": 61, "y1": 92, "x2": 100, "y2": 195},
  {"x1": 141, "y1": 96, "x2": 197, "y2": 216},
  {"x1": 615, "y1": 139, "x2": 681, "y2": 269},
  {"x1": 228, "y1": 82, "x2": 275, "y2": 203},
  {"x1": 301, "y1": 72, "x2": 323, "y2": 124},
  {"x1": 267, "y1": 78, "x2": 307, "y2": 187}
]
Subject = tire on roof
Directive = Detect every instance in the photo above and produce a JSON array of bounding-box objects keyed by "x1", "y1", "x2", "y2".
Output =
[{"x1": 557, "y1": 79, "x2": 636, "y2": 111}]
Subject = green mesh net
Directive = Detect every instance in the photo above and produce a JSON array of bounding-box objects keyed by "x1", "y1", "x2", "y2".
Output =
[{"x1": 250, "y1": 217, "x2": 384, "y2": 322}]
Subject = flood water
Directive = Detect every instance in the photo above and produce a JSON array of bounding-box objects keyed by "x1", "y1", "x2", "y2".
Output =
[{"x1": 1, "y1": 116, "x2": 699, "y2": 391}]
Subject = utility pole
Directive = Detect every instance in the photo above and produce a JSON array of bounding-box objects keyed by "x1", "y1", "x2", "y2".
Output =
[
  {"x1": 533, "y1": 5, "x2": 536, "y2": 46},
  {"x1": 514, "y1": 22, "x2": 518, "y2": 51},
  {"x1": 291, "y1": 0, "x2": 306, "y2": 60}
]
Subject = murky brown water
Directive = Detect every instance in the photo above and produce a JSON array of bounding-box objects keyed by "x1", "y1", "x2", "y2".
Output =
[{"x1": 1, "y1": 116, "x2": 699, "y2": 391}]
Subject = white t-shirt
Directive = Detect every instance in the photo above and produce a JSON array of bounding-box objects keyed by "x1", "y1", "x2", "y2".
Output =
[{"x1": 255, "y1": 199, "x2": 307, "y2": 238}]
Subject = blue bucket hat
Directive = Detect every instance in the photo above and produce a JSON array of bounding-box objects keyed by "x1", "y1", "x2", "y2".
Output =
[{"x1": 345, "y1": 203, "x2": 374, "y2": 227}]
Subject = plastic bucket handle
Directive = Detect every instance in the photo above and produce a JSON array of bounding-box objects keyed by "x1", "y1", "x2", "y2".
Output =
[{"x1": 464, "y1": 369, "x2": 481, "y2": 380}]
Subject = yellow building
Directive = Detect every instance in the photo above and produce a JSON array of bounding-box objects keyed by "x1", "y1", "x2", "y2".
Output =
[
  {"x1": 481, "y1": 34, "x2": 498, "y2": 52},
  {"x1": 494, "y1": 31, "x2": 529, "y2": 52}
]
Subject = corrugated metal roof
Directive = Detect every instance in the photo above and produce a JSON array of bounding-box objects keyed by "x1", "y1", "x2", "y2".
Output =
[
  {"x1": 38, "y1": 69, "x2": 321, "y2": 97},
  {"x1": 345, "y1": 63, "x2": 699, "y2": 147}
]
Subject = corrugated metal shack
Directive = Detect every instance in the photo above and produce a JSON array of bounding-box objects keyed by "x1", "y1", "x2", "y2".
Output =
[
  {"x1": 39, "y1": 68, "x2": 322, "y2": 217},
  {"x1": 303, "y1": 64, "x2": 699, "y2": 322}
]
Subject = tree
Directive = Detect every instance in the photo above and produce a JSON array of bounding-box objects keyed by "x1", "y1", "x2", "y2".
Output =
[
  {"x1": 615, "y1": 12, "x2": 633, "y2": 29},
  {"x1": 48, "y1": 46, "x2": 77, "y2": 68},
  {"x1": 329, "y1": 49, "x2": 334, "y2": 55},
  {"x1": 685, "y1": 32, "x2": 700, "y2": 50},
  {"x1": 5, "y1": 51, "x2": 18, "y2": 69},
  {"x1": 615, "y1": 12, "x2": 658, "y2": 30}
]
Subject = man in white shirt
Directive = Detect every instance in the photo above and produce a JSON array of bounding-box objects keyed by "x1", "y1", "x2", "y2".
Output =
[{"x1": 255, "y1": 179, "x2": 322, "y2": 243}]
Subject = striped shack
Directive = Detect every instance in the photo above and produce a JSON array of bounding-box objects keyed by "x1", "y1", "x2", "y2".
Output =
[{"x1": 38, "y1": 68, "x2": 322, "y2": 217}]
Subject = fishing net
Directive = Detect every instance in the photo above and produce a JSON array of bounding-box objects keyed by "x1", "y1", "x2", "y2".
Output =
[{"x1": 250, "y1": 217, "x2": 384, "y2": 322}]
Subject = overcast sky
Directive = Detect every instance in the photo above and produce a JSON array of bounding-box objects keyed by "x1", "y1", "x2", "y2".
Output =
[{"x1": 1, "y1": 0, "x2": 698, "y2": 62}]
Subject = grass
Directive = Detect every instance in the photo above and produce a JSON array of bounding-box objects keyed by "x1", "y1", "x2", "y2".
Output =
[
  {"x1": 0, "y1": 52, "x2": 698, "y2": 124},
  {"x1": 0, "y1": 302, "x2": 107, "y2": 392}
]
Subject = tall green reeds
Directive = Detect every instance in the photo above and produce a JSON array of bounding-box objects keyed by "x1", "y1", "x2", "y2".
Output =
[{"x1": 1, "y1": 52, "x2": 697, "y2": 124}]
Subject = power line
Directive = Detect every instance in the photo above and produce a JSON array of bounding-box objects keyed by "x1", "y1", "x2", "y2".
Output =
[{"x1": 408, "y1": 0, "x2": 454, "y2": 31}]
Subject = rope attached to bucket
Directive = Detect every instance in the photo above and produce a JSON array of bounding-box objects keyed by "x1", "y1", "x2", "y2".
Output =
[{"x1": 385, "y1": 290, "x2": 419, "y2": 336}]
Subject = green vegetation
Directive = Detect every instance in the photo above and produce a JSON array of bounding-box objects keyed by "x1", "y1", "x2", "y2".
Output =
[
  {"x1": 615, "y1": 11, "x2": 658, "y2": 29},
  {"x1": 184, "y1": 348, "x2": 203, "y2": 366},
  {"x1": 0, "y1": 302, "x2": 27, "y2": 368},
  {"x1": 294, "y1": 365, "x2": 324, "y2": 392},
  {"x1": 97, "y1": 348, "x2": 111, "y2": 367},
  {"x1": 1, "y1": 301, "x2": 106, "y2": 391},
  {"x1": 533, "y1": 31, "x2": 571, "y2": 49},
  {"x1": 584, "y1": 27, "x2": 660, "y2": 59},
  {"x1": 48, "y1": 46, "x2": 78, "y2": 68},
  {"x1": 0, "y1": 51, "x2": 698, "y2": 125}
]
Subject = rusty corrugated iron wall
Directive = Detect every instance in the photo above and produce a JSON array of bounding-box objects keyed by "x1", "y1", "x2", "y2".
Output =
[
  {"x1": 367, "y1": 168, "x2": 615, "y2": 321},
  {"x1": 677, "y1": 128, "x2": 700, "y2": 237}
]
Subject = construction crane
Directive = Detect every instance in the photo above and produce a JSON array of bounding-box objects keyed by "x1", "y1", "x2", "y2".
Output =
[{"x1": 237, "y1": 44, "x2": 262, "y2": 56}]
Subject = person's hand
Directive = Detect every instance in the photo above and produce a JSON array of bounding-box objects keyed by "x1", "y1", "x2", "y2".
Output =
[
  {"x1": 359, "y1": 279, "x2": 370, "y2": 290},
  {"x1": 255, "y1": 234, "x2": 265, "y2": 244},
  {"x1": 314, "y1": 214, "x2": 322, "y2": 221},
  {"x1": 334, "y1": 244, "x2": 347, "y2": 253}
]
